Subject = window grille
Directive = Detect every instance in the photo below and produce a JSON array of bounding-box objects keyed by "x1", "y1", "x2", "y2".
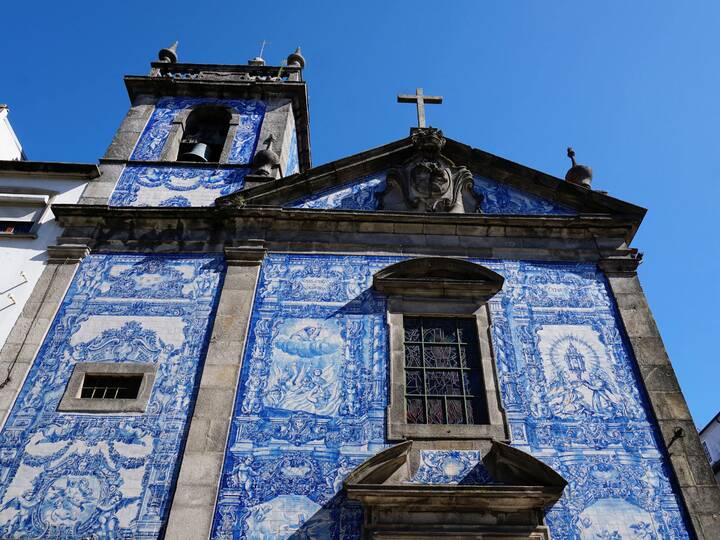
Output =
[
  {"x1": 403, "y1": 316, "x2": 488, "y2": 425},
  {"x1": 80, "y1": 374, "x2": 143, "y2": 400}
]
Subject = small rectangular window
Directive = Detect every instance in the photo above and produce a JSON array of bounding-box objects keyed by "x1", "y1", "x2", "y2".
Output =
[
  {"x1": 80, "y1": 374, "x2": 143, "y2": 400},
  {"x1": 58, "y1": 362, "x2": 156, "y2": 413},
  {"x1": 0, "y1": 195, "x2": 47, "y2": 236},
  {"x1": 1, "y1": 221, "x2": 35, "y2": 234},
  {"x1": 404, "y1": 317, "x2": 488, "y2": 425}
]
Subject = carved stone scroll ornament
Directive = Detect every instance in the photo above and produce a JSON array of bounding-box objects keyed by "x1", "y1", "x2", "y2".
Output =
[{"x1": 379, "y1": 128, "x2": 482, "y2": 213}]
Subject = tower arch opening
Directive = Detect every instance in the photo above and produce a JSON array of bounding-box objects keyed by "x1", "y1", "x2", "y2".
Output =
[{"x1": 177, "y1": 106, "x2": 232, "y2": 162}]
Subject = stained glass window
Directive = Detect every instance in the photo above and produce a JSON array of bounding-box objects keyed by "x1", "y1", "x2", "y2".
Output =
[{"x1": 404, "y1": 317, "x2": 487, "y2": 425}]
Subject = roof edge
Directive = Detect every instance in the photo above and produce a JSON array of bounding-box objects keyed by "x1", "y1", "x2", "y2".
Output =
[
  {"x1": 230, "y1": 133, "x2": 646, "y2": 222},
  {"x1": 0, "y1": 160, "x2": 100, "y2": 179}
]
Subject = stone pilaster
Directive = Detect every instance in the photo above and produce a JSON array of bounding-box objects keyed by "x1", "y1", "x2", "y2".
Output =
[
  {"x1": 165, "y1": 246, "x2": 265, "y2": 539},
  {"x1": 0, "y1": 250, "x2": 87, "y2": 427},
  {"x1": 604, "y1": 269, "x2": 720, "y2": 538}
]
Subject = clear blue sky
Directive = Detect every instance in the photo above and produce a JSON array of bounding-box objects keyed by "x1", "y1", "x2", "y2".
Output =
[{"x1": 2, "y1": 2, "x2": 718, "y2": 428}]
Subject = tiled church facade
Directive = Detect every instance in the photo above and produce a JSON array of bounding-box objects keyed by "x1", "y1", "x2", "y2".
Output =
[
  {"x1": 209, "y1": 253, "x2": 688, "y2": 538},
  {"x1": 0, "y1": 47, "x2": 716, "y2": 539}
]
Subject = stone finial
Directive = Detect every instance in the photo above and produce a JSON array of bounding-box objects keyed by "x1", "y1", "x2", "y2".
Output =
[
  {"x1": 565, "y1": 147, "x2": 593, "y2": 188},
  {"x1": 158, "y1": 41, "x2": 179, "y2": 63},
  {"x1": 286, "y1": 47, "x2": 306, "y2": 69},
  {"x1": 250, "y1": 135, "x2": 280, "y2": 177}
]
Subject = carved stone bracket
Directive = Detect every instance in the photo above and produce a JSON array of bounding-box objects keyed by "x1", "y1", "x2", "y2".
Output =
[
  {"x1": 379, "y1": 128, "x2": 482, "y2": 213},
  {"x1": 597, "y1": 249, "x2": 643, "y2": 276}
]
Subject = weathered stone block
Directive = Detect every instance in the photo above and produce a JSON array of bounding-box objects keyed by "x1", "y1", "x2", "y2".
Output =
[
  {"x1": 606, "y1": 275, "x2": 643, "y2": 294},
  {"x1": 619, "y1": 308, "x2": 661, "y2": 338},
  {"x1": 629, "y1": 336, "x2": 671, "y2": 366},
  {"x1": 658, "y1": 420, "x2": 707, "y2": 457},
  {"x1": 650, "y1": 391, "x2": 693, "y2": 421},
  {"x1": 204, "y1": 340, "x2": 247, "y2": 365},
  {"x1": 639, "y1": 364, "x2": 682, "y2": 392},
  {"x1": 170, "y1": 483, "x2": 217, "y2": 508},
  {"x1": 199, "y1": 364, "x2": 239, "y2": 389},
  {"x1": 683, "y1": 486, "x2": 720, "y2": 514},
  {"x1": 613, "y1": 292, "x2": 650, "y2": 311},
  {"x1": 205, "y1": 418, "x2": 231, "y2": 452},
  {"x1": 698, "y1": 512, "x2": 720, "y2": 539},
  {"x1": 23, "y1": 318, "x2": 52, "y2": 345},
  {"x1": 176, "y1": 452, "x2": 224, "y2": 487},
  {"x1": 165, "y1": 506, "x2": 214, "y2": 540},
  {"x1": 686, "y1": 452, "x2": 719, "y2": 487},
  {"x1": 193, "y1": 388, "x2": 236, "y2": 417},
  {"x1": 668, "y1": 454, "x2": 695, "y2": 487},
  {"x1": 184, "y1": 418, "x2": 211, "y2": 452}
]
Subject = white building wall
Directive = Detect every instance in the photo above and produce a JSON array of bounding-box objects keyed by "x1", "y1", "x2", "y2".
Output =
[
  {"x1": 0, "y1": 177, "x2": 87, "y2": 350},
  {"x1": 699, "y1": 414, "x2": 720, "y2": 483},
  {"x1": 0, "y1": 107, "x2": 24, "y2": 161}
]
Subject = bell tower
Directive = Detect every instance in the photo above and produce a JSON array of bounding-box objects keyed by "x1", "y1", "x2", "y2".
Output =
[{"x1": 79, "y1": 44, "x2": 310, "y2": 207}]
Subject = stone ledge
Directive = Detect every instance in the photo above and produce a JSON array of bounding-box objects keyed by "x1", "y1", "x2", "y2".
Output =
[
  {"x1": 46, "y1": 244, "x2": 91, "y2": 263},
  {"x1": 224, "y1": 245, "x2": 267, "y2": 266}
]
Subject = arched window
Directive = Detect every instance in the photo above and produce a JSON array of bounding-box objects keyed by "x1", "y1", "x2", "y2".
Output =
[{"x1": 177, "y1": 106, "x2": 231, "y2": 163}]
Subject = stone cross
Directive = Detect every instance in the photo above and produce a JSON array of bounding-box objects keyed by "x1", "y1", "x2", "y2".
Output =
[
  {"x1": 259, "y1": 40, "x2": 269, "y2": 58},
  {"x1": 397, "y1": 88, "x2": 443, "y2": 128}
]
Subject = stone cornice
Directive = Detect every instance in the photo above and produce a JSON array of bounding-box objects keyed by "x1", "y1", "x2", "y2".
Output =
[
  {"x1": 51, "y1": 204, "x2": 641, "y2": 261},
  {"x1": 597, "y1": 254, "x2": 643, "y2": 275},
  {"x1": 52, "y1": 203, "x2": 636, "y2": 226},
  {"x1": 51, "y1": 203, "x2": 640, "y2": 239}
]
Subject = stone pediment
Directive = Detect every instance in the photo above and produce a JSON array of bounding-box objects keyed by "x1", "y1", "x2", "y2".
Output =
[
  {"x1": 373, "y1": 257, "x2": 504, "y2": 299},
  {"x1": 215, "y1": 129, "x2": 646, "y2": 221},
  {"x1": 344, "y1": 440, "x2": 566, "y2": 539}
]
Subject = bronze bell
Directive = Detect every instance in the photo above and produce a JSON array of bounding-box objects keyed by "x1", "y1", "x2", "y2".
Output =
[{"x1": 179, "y1": 142, "x2": 211, "y2": 162}]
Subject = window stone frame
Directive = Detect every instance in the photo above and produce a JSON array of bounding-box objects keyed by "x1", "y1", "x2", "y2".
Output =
[
  {"x1": 375, "y1": 257, "x2": 508, "y2": 442},
  {"x1": 57, "y1": 362, "x2": 157, "y2": 414}
]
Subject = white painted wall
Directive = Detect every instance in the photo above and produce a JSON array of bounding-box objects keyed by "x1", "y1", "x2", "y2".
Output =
[
  {"x1": 699, "y1": 414, "x2": 720, "y2": 483},
  {"x1": 0, "y1": 177, "x2": 87, "y2": 350},
  {"x1": 0, "y1": 108, "x2": 24, "y2": 161}
]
